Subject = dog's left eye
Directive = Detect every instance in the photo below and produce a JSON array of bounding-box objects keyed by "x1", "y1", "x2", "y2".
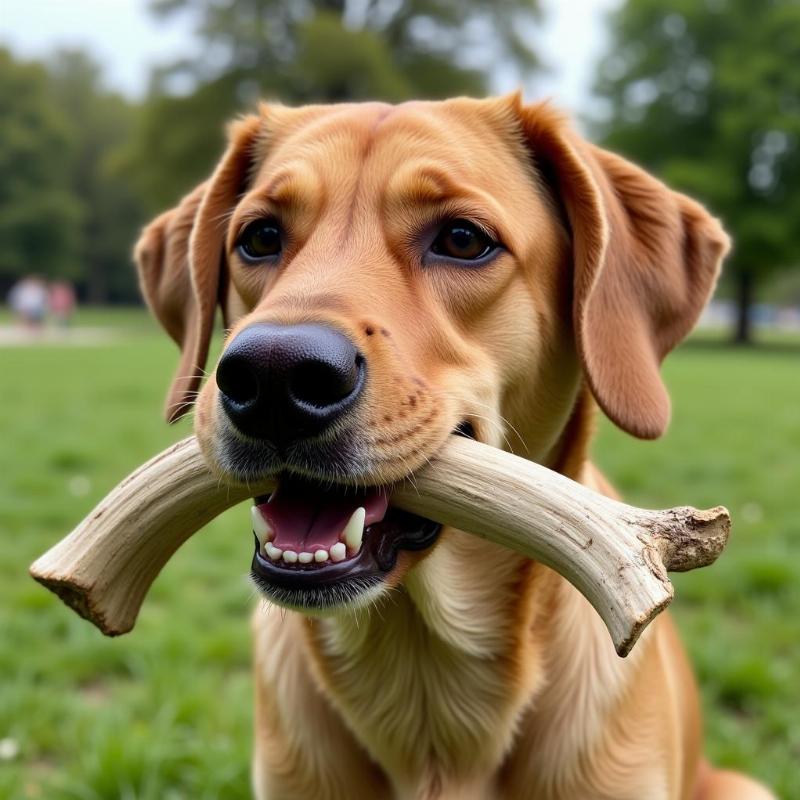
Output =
[
  {"x1": 429, "y1": 220, "x2": 498, "y2": 262},
  {"x1": 237, "y1": 219, "x2": 283, "y2": 261}
]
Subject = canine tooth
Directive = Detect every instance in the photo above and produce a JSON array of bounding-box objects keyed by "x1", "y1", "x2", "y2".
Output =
[
  {"x1": 251, "y1": 507, "x2": 273, "y2": 545},
  {"x1": 282, "y1": 550, "x2": 298, "y2": 564},
  {"x1": 314, "y1": 549, "x2": 329, "y2": 563},
  {"x1": 265, "y1": 543, "x2": 282, "y2": 561},
  {"x1": 330, "y1": 542, "x2": 347, "y2": 562},
  {"x1": 342, "y1": 507, "x2": 366, "y2": 552},
  {"x1": 298, "y1": 552, "x2": 313, "y2": 564}
]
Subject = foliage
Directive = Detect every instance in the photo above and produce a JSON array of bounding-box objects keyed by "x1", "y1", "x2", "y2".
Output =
[
  {"x1": 128, "y1": 0, "x2": 542, "y2": 209},
  {"x1": 0, "y1": 48, "x2": 83, "y2": 287},
  {"x1": 1, "y1": 310, "x2": 798, "y2": 797},
  {"x1": 149, "y1": 0, "x2": 541, "y2": 99},
  {"x1": 0, "y1": 48, "x2": 146, "y2": 302},
  {"x1": 592, "y1": 0, "x2": 800, "y2": 341},
  {"x1": 46, "y1": 51, "x2": 146, "y2": 303}
]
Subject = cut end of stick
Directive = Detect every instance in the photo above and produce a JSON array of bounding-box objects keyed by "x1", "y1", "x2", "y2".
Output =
[
  {"x1": 615, "y1": 590, "x2": 674, "y2": 658},
  {"x1": 29, "y1": 568, "x2": 128, "y2": 637}
]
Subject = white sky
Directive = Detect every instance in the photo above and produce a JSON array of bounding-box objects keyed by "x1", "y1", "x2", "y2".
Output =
[{"x1": 0, "y1": 0, "x2": 619, "y2": 113}]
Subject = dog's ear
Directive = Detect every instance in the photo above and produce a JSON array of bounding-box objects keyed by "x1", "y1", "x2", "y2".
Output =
[
  {"x1": 134, "y1": 115, "x2": 262, "y2": 422},
  {"x1": 518, "y1": 101, "x2": 730, "y2": 439}
]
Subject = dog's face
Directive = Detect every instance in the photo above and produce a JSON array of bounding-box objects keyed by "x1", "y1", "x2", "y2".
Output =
[{"x1": 136, "y1": 96, "x2": 728, "y2": 612}]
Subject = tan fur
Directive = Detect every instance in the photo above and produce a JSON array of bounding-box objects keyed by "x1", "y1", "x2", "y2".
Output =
[{"x1": 135, "y1": 96, "x2": 772, "y2": 799}]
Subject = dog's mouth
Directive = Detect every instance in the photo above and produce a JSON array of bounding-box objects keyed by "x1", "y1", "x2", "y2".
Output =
[
  {"x1": 248, "y1": 421, "x2": 475, "y2": 611},
  {"x1": 249, "y1": 477, "x2": 441, "y2": 610}
]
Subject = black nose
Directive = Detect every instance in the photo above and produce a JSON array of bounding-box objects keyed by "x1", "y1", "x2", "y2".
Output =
[{"x1": 216, "y1": 323, "x2": 364, "y2": 442}]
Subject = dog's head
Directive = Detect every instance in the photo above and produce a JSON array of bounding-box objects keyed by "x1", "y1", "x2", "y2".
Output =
[{"x1": 135, "y1": 96, "x2": 729, "y2": 611}]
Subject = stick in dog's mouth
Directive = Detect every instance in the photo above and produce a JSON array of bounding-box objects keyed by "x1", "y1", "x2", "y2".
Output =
[{"x1": 29, "y1": 432, "x2": 730, "y2": 657}]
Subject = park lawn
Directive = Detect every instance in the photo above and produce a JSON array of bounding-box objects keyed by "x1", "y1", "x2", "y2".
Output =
[{"x1": 1, "y1": 312, "x2": 797, "y2": 798}]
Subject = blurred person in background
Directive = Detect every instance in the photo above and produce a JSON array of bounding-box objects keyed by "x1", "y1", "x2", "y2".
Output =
[
  {"x1": 48, "y1": 279, "x2": 76, "y2": 327},
  {"x1": 8, "y1": 275, "x2": 48, "y2": 330}
]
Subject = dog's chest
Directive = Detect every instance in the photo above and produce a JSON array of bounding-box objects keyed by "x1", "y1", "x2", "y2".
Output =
[
  {"x1": 307, "y1": 541, "x2": 545, "y2": 786},
  {"x1": 310, "y1": 610, "x2": 512, "y2": 784}
]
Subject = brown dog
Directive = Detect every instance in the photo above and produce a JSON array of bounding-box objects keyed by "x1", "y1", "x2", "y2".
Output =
[{"x1": 135, "y1": 96, "x2": 773, "y2": 799}]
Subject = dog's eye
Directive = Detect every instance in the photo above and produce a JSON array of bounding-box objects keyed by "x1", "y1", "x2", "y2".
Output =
[
  {"x1": 430, "y1": 220, "x2": 497, "y2": 262},
  {"x1": 237, "y1": 219, "x2": 283, "y2": 261}
]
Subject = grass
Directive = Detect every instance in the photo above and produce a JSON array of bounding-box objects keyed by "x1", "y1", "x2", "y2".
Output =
[{"x1": 1, "y1": 312, "x2": 797, "y2": 798}]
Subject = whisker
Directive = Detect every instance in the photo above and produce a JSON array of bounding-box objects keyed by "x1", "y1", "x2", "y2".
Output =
[{"x1": 171, "y1": 368, "x2": 214, "y2": 382}]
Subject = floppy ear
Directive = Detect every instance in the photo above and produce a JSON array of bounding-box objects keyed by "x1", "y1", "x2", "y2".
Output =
[
  {"x1": 518, "y1": 102, "x2": 730, "y2": 439},
  {"x1": 134, "y1": 115, "x2": 263, "y2": 422}
]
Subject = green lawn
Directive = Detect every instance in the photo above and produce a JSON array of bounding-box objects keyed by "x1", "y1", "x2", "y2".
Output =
[{"x1": 1, "y1": 311, "x2": 797, "y2": 798}]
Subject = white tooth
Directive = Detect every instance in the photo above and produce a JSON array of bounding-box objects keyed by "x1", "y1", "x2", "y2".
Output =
[
  {"x1": 314, "y1": 549, "x2": 329, "y2": 563},
  {"x1": 342, "y1": 507, "x2": 366, "y2": 552},
  {"x1": 251, "y1": 507, "x2": 273, "y2": 546},
  {"x1": 298, "y1": 552, "x2": 313, "y2": 564},
  {"x1": 265, "y1": 543, "x2": 282, "y2": 561},
  {"x1": 282, "y1": 550, "x2": 298, "y2": 564},
  {"x1": 330, "y1": 542, "x2": 347, "y2": 562}
]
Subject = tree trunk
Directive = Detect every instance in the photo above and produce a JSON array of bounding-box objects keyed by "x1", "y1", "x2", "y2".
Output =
[{"x1": 733, "y1": 270, "x2": 754, "y2": 345}]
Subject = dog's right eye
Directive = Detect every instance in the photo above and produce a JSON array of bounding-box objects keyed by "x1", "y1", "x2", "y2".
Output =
[
  {"x1": 428, "y1": 219, "x2": 499, "y2": 264},
  {"x1": 237, "y1": 219, "x2": 283, "y2": 262}
]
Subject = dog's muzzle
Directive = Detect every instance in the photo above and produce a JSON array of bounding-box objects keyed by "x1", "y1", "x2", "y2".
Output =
[{"x1": 213, "y1": 322, "x2": 473, "y2": 611}]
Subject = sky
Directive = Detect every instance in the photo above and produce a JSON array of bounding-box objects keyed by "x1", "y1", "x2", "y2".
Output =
[{"x1": 0, "y1": 0, "x2": 620, "y2": 114}]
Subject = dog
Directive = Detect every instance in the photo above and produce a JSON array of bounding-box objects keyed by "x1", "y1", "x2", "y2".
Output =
[{"x1": 134, "y1": 95, "x2": 773, "y2": 799}]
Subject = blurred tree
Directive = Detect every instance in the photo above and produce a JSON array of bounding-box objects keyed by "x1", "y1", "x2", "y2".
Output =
[
  {"x1": 129, "y1": 0, "x2": 543, "y2": 210},
  {"x1": 46, "y1": 51, "x2": 145, "y2": 303},
  {"x1": 593, "y1": 0, "x2": 800, "y2": 343},
  {"x1": 148, "y1": 0, "x2": 541, "y2": 98},
  {"x1": 0, "y1": 48, "x2": 83, "y2": 293},
  {"x1": 0, "y1": 48, "x2": 145, "y2": 303}
]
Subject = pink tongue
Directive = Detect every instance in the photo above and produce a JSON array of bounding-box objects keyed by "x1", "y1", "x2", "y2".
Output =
[{"x1": 255, "y1": 481, "x2": 389, "y2": 552}]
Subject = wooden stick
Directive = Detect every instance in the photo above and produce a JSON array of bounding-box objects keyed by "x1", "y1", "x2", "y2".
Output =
[{"x1": 30, "y1": 436, "x2": 730, "y2": 656}]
